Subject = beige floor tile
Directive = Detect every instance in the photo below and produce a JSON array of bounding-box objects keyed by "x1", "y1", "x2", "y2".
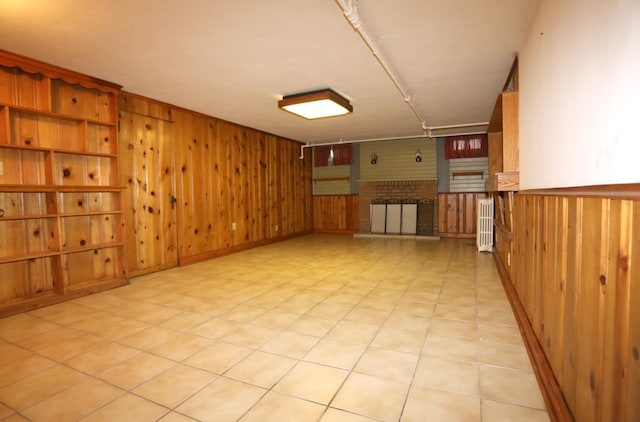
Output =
[
  {"x1": 327, "y1": 320, "x2": 380, "y2": 344},
  {"x1": 0, "y1": 314, "x2": 59, "y2": 342},
  {"x1": 480, "y1": 365, "x2": 547, "y2": 409},
  {"x1": 225, "y1": 350, "x2": 296, "y2": 389},
  {"x1": 357, "y1": 296, "x2": 397, "y2": 312},
  {"x1": 479, "y1": 340, "x2": 533, "y2": 372},
  {"x1": 221, "y1": 305, "x2": 268, "y2": 323},
  {"x1": 371, "y1": 326, "x2": 425, "y2": 354},
  {"x1": 158, "y1": 411, "x2": 199, "y2": 422},
  {"x1": 477, "y1": 307, "x2": 518, "y2": 326},
  {"x1": 117, "y1": 325, "x2": 179, "y2": 350},
  {"x1": 482, "y1": 399, "x2": 551, "y2": 421},
  {"x1": 158, "y1": 311, "x2": 213, "y2": 330},
  {"x1": 434, "y1": 303, "x2": 477, "y2": 321},
  {"x1": 0, "y1": 403, "x2": 13, "y2": 419},
  {"x1": 343, "y1": 307, "x2": 390, "y2": 325},
  {"x1": 479, "y1": 322, "x2": 524, "y2": 346},
  {"x1": 304, "y1": 338, "x2": 367, "y2": 370},
  {"x1": 21, "y1": 377, "x2": 123, "y2": 422},
  {"x1": 241, "y1": 391, "x2": 326, "y2": 422},
  {"x1": 0, "y1": 354, "x2": 56, "y2": 387},
  {"x1": 133, "y1": 364, "x2": 215, "y2": 408},
  {"x1": 332, "y1": 372, "x2": 409, "y2": 421},
  {"x1": 429, "y1": 317, "x2": 478, "y2": 340},
  {"x1": 250, "y1": 309, "x2": 300, "y2": 329},
  {"x1": 188, "y1": 318, "x2": 239, "y2": 339},
  {"x1": 69, "y1": 314, "x2": 150, "y2": 340},
  {"x1": 38, "y1": 333, "x2": 106, "y2": 361},
  {"x1": 177, "y1": 376, "x2": 265, "y2": 422},
  {"x1": 184, "y1": 341, "x2": 252, "y2": 374},
  {"x1": 65, "y1": 342, "x2": 140, "y2": 374},
  {"x1": 14, "y1": 327, "x2": 83, "y2": 352},
  {"x1": 81, "y1": 393, "x2": 169, "y2": 422},
  {"x1": 354, "y1": 347, "x2": 418, "y2": 383},
  {"x1": 306, "y1": 302, "x2": 353, "y2": 320},
  {"x1": 393, "y1": 301, "x2": 436, "y2": 318},
  {"x1": 401, "y1": 384, "x2": 481, "y2": 422},
  {"x1": 422, "y1": 333, "x2": 478, "y2": 362},
  {"x1": 116, "y1": 302, "x2": 183, "y2": 324},
  {"x1": 320, "y1": 408, "x2": 379, "y2": 422},
  {"x1": 384, "y1": 312, "x2": 430, "y2": 332},
  {"x1": 324, "y1": 292, "x2": 363, "y2": 306},
  {"x1": 259, "y1": 330, "x2": 320, "y2": 359},
  {"x1": 148, "y1": 333, "x2": 214, "y2": 361},
  {"x1": 96, "y1": 352, "x2": 175, "y2": 390},
  {"x1": 288, "y1": 315, "x2": 337, "y2": 337},
  {"x1": 274, "y1": 361, "x2": 349, "y2": 405},
  {"x1": 0, "y1": 365, "x2": 89, "y2": 410},
  {"x1": 0, "y1": 340, "x2": 32, "y2": 364},
  {"x1": 221, "y1": 323, "x2": 280, "y2": 348},
  {"x1": 413, "y1": 355, "x2": 480, "y2": 396}
]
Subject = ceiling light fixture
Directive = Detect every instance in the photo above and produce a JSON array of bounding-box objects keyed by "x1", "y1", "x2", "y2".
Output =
[{"x1": 278, "y1": 89, "x2": 352, "y2": 120}]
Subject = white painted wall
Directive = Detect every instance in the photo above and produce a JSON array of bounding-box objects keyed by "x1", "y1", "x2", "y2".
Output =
[{"x1": 519, "y1": 0, "x2": 640, "y2": 189}]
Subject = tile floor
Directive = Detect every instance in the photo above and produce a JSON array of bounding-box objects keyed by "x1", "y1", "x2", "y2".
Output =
[{"x1": 0, "y1": 235, "x2": 550, "y2": 421}]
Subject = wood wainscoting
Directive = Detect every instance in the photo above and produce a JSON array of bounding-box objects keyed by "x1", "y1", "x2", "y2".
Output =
[
  {"x1": 497, "y1": 187, "x2": 639, "y2": 422},
  {"x1": 313, "y1": 195, "x2": 359, "y2": 233},
  {"x1": 437, "y1": 192, "x2": 486, "y2": 238}
]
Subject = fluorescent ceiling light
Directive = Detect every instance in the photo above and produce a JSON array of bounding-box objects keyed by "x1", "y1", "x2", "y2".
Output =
[{"x1": 278, "y1": 89, "x2": 352, "y2": 119}]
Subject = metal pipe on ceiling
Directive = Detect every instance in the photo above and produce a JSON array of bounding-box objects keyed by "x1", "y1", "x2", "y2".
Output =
[
  {"x1": 333, "y1": 0, "x2": 489, "y2": 137},
  {"x1": 298, "y1": 130, "x2": 487, "y2": 159}
]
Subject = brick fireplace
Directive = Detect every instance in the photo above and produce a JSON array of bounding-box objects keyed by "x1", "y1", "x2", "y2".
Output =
[{"x1": 357, "y1": 180, "x2": 438, "y2": 234}]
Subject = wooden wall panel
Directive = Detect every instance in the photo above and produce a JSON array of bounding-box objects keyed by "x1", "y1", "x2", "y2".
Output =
[
  {"x1": 511, "y1": 192, "x2": 640, "y2": 422},
  {"x1": 118, "y1": 104, "x2": 177, "y2": 276},
  {"x1": 313, "y1": 195, "x2": 359, "y2": 233},
  {"x1": 437, "y1": 192, "x2": 486, "y2": 238},
  {"x1": 170, "y1": 101, "x2": 312, "y2": 264}
]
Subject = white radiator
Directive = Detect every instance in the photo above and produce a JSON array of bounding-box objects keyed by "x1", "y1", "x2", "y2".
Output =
[{"x1": 476, "y1": 198, "x2": 494, "y2": 252}]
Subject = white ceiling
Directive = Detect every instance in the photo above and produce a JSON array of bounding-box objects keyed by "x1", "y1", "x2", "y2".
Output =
[{"x1": 0, "y1": 0, "x2": 537, "y2": 144}]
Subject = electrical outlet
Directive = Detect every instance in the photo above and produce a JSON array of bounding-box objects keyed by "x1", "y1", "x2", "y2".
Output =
[{"x1": 232, "y1": 222, "x2": 236, "y2": 231}]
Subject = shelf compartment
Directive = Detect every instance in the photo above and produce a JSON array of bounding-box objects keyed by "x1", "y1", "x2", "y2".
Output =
[
  {"x1": 62, "y1": 245, "x2": 125, "y2": 288},
  {"x1": 0, "y1": 191, "x2": 57, "y2": 218},
  {"x1": 86, "y1": 123, "x2": 117, "y2": 155},
  {"x1": 0, "y1": 148, "x2": 51, "y2": 185},
  {"x1": 0, "y1": 218, "x2": 59, "y2": 261},
  {"x1": 0, "y1": 65, "x2": 51, "y2": 111},
  {"x1": 59, "y1": 191, "x2": 122, "y2": 214},
  {"x1": 54, "y1": 152, "x2": 118, "y2": 186},
  {"x1": 0, "y1": 257, "x2": 59, "y2": 303},
  {"x1": 61, "y1": 214, "x2": 123, "y2": 252},
  {"x1": 9, "y1": 110, "x2": 83, "y2": 151},
  {"x1": 51, "y1": 80, "x2": 116, "y2": 124}
]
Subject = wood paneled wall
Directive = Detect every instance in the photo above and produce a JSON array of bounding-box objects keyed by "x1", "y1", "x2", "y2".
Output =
[
  {"x1": 510, "y1": 192, "x2": 639, "y2": 422},
  {"x1": 172, "y1": 108, "x2": 312, "y2": 264},
  {"x1": 118, "y1": 93, "x2": 312, "y2": 268},
  {"x1": 438, "y1": 192, "x2": 486, "y2": 238},
  {"x1": 313, "y1": 195, "x2": 359, "y2": 233}
]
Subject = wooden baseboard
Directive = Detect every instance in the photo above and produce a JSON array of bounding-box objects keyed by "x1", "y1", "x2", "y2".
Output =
[
  {"x1": 179, "y1": 231, "x2": 312, "y2": 266},
  {"x1": 492, "y1": 252, "x2": 574, "y2": 422},
  {"x1": 438, "y1": 233, "x2": 476, "y2": 239},
  {"x1": 313, "y1": 229, "x2": 359, "y2": 234}
]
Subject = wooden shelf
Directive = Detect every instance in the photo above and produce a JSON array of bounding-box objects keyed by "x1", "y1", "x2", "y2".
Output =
[
  {"x1": 62, "y1": 241, "x2": 124, "y2": 255},
  {"x1": 0, "y1": 52, "x2": 127, "y2": 315},
  {"x1": 313, "y1": 177, "x2": 350, "y2": 183},
  {"x1": 0, "y1": 185, "x2": 125, "y2": 192},
  {"x1": 0, "y1": 251, "x2": 60, "y2": 264},
  {"x1": 0, "y1": 102, "x2": 117, "y2": 127}
]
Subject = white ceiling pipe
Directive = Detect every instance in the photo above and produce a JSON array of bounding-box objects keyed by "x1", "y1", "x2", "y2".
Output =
[
  {"x1": 335, "y1": 0, "x2": 427, "y2": 130},
  {"x1": 298, "y1": 130, "x2": 487, "y2": 159}
]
